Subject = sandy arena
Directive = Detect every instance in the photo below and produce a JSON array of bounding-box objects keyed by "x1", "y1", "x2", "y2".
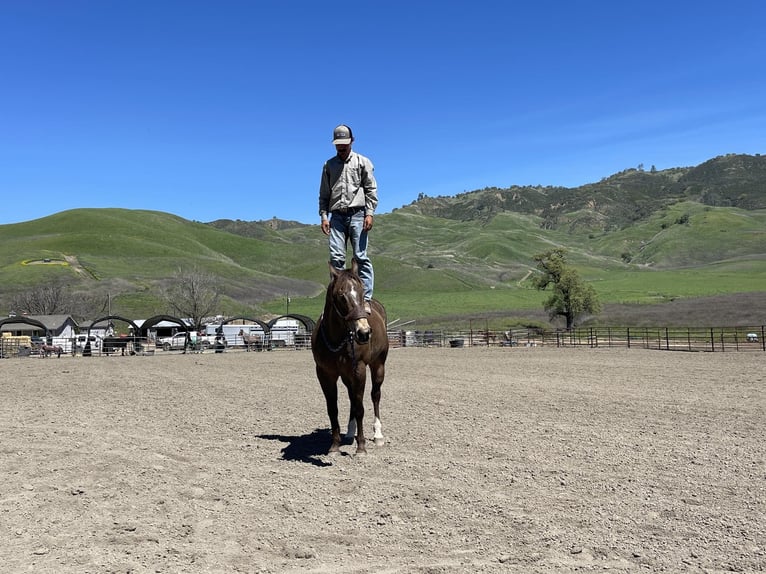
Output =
[{"x1": 1, "y1": 347, "x2": 764, "y2": 573}]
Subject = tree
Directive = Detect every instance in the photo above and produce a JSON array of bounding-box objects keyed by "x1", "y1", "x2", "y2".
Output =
[
  {"x1": 10, "y1": 281, "x2": 70, "y2": 315},
  {"x1": 8, "y1": 281, "x2": 108, "y2": 321},
  {"x1": 531, "y1": 249, "x2": 600, "y2": 330},
  {"x1": 164, "y1": 266, "x2": 221, "y2": 331}
]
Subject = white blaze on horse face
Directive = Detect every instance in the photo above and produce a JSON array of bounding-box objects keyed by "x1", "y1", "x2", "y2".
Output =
[
  {"x1": 348, "y1": 283, "x2": 371, "y2": 336},
  {"x1": 349, "y1": 284, "x2": 363, "y2": 309}
]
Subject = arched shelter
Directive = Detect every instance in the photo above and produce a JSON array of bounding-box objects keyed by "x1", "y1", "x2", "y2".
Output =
[
  {"x1": 217, "y1": 316, "x2": 271, "y2": 335},
  {"x1": 139, "y1": 314, "x2": 192, "y2": 346},
  {"x1": 0, "y1": 316, "x2": 51, "y2": 358},
  {"x1": 0, "y1": 316, "x2": 50, "y2": 337},
  {"x1": 268, "y1": 314, "x2": 315, "y2": 349},
  {"x1": 88, "y1": 315, "x2": 141, "y2": 337},
  {"x1": 267, "y1": 314, "x2": 316, "y2": 332},
  {"x1": 89, "y1": 315, "x2": 143, "y2": 356}
]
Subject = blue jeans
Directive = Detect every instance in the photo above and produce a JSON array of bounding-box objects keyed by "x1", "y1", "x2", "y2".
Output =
[{"x1": 329, "y1": 210, "x2": 374, "y2": 301}]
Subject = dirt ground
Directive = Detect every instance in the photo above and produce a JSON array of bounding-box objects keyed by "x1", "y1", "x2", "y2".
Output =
[{"x1": 1, "y1": 347, "x2": 764, "y2": 573}]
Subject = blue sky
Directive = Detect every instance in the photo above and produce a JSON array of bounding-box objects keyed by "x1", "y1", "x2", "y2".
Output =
[{"x1": 2, "y1": 1, "x2": 764, "y2": 226}]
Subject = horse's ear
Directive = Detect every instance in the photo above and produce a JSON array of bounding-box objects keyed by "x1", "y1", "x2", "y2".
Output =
[
  {"x1": 351, "y1": 258, "x2": 359, "y2": 276},
  {"x1": 328, "y1": 261, "x2": 341, "y2": 279}
]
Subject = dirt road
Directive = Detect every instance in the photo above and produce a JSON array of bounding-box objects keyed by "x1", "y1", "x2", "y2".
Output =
[{"x1": 1, "y1": 347, "x2": 764, "y2": 573}]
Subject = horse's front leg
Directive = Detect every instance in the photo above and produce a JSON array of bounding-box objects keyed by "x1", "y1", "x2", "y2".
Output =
[
  {"x1": 317, "y1": 368, "x2": 342, "y2": 454},
  {"x1": 345, "y1": 415, "x2": 357, "y2": 444},
  {"x1": 343, "y1": 367, "x2": 368, "y2": 455},
  {"x1": 370, "y1": 360, "x2": 385, "y2": 446}
]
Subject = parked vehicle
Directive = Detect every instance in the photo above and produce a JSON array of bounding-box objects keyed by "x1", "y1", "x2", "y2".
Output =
[
  {"x1": 158, "y1": 332, "x2": 192, "y2": 351},
  {"x1": 75, "y1": 334, "x2": 102, "y2": 352},
  {"x1": 157, "y1": 331, "x2": 220, "y2": 351}
]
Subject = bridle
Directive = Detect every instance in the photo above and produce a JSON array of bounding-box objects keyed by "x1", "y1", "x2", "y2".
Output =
[
  {"x1": 318, "y1": 312, "x2": 359, "y2": 372},
  {"x1": 329, "y1": 274, "x2": 368, "y2": 324},
  {"x1": 319, "y1": 276, "x2": 369, "y2": 360},
  {"x1": 319, "y1": 320, "x2": 354, "y2": 353},
  {"x1": 333, "y1": 299, "x2": 367, "y2": 323}
]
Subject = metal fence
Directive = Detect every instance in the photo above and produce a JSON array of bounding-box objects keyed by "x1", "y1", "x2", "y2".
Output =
[
  {"x1": 388, "y1": 325, "x2": 766, "y2": 352},
  {"x1": 546, "y1": 326, "x2": 766, "y2": 352},
  {"x1": 4, "y1": 325, "x2": 765, "y2": 359},
  {"x1": 0, "y1": 332, "x2": 311, "y2": 358}
]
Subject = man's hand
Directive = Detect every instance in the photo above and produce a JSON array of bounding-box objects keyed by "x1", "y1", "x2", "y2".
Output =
[
  {"x1": 321, "y1": 219, "x2": 330, "y2": 235},
  {"x1": 363, "y1": 215, "x2": 374, "y2": 231}
]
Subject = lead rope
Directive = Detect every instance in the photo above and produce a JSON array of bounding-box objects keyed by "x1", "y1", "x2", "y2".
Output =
[
  {"x1": 320, "y1": 321, "x2": 354, "y2": 355},
  {"x1": 349, "y1": 332, "x2": 357, "y2": 371},
  {"x1": 319, "y1": 309, "x2": 359, "y2": 371}
]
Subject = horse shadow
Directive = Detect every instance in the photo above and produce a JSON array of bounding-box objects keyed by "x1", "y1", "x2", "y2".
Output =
[{"x1": 256, "y1": 428, "x2": 352, "y2": 467}]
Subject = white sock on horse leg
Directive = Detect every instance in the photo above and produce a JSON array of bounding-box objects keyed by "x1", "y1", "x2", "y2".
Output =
[{"x1": 373, "y1": 417, "x2": 384, "y2": 443}]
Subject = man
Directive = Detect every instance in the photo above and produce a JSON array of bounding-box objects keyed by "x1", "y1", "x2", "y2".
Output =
[{"x1": 319, "y1": 124, "x2": 378, "y2": 314}]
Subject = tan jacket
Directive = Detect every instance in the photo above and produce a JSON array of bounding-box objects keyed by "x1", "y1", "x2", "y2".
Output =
[{"x1": 319, "y1": 151, "x2": 378, "y2": 220}]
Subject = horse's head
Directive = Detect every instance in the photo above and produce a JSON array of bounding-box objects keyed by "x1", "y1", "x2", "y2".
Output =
[{"x1": 328, "y1": 261, "x2": 371, "y2": 344}]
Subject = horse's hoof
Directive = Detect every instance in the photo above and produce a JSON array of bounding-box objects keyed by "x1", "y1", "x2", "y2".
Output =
[{"x1": 374, "y1": 437, "x2": 385, "y2": 447}]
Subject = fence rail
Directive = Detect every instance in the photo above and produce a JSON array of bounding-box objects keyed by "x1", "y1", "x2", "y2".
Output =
[
  {"x1": 388, "y1": 325, "x2": 766, "y2": 352},
  {"x1": 4, "y1": 326, "x2": 765, "y2": 359},
  {"x1": 0, "y1": 333, "x2": 310, "y2": 358}
]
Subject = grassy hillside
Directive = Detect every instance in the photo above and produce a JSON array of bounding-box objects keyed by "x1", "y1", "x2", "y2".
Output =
[
  {"x1": 402, "y1": 153, "x2": 766, "y2": 231},
  {"x1": 1, "y1": 154, "x2": 765, "y2": 328},
  {"x1": 0, "y1": 209, "x2": 324, "y2": 318}
]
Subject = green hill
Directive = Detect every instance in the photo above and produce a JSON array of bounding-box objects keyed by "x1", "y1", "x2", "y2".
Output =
[
  {"x1": 1, "y1": 154, "x2": 765, "y2": 328},
  {"x1": 400, "y1": 153, "x2": 766, "y2": 230},
  {"x1": 0, "y1": 209, "x2": 325, "y2": 319}
]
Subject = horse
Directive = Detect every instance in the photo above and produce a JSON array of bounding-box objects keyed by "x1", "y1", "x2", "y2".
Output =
[
  {"x1": 103, "y1": 337, "x2": 135, "y2": 356},
  {"x1": 238, "y1": 329, "x2": 263, "y2": 352},
  {"x1": 39, "y1": 343, "x2": 64, "y2": 358},
  {"x1": 311, "y1": 260, "x2": 389, "y2": 455}
]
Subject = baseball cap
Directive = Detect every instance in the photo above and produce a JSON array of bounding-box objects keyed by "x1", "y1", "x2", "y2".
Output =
[{"x1": 332, "y1": 125, "x2": 353, "y2": 145}]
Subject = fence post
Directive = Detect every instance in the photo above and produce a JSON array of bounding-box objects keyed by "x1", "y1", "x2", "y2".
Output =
[
  {"x1": 627, "y1": 327, "x2": 631, "y2": 349},
  {"x1": 710, "y1": 328, "x2": 715, "y2": 352},
  {"x1": 687, "y1": 328, "x2": 691, "y2": 352},
  {"x1": 665, "y1": 327, "x2": 669, "y2": 351}
]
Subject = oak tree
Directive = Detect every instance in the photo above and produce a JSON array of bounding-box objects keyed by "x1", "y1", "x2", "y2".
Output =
[{"x1": 531, "y1": 248, "x2": 600, "y2": 330}]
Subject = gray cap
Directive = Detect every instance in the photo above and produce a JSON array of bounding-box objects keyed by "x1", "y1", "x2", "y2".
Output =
[{"x1": 332, "y1": 125, "x2": 353, "y2": 145}]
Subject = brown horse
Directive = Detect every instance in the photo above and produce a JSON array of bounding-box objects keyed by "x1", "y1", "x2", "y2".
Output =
[
  {"x1": 39, "y1": 343, "x2": 64, "y2": 358},
  {"x1": 311, "y1": 260, "x2": 389, "y2": 455},
  {"x1": 238, "y1": 329, "x2": 263, "y2": 351}
]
